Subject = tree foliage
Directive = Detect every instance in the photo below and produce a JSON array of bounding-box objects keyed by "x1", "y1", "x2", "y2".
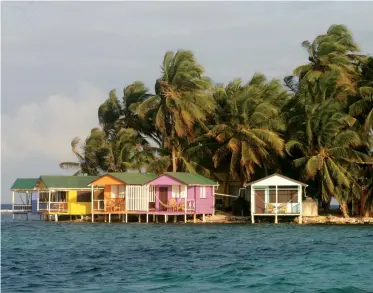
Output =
[{"x1": 60, "y1": 24, "x2": 373, "y2": 217}]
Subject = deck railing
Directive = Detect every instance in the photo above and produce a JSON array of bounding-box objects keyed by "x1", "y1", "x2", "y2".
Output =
[
  {"x1": 104, "y1": 198, "x2": 125, "y2": 212},
  {"x1": 13, "y1": 204, "x2": 32, "y2": 212},
  {"x1": 93, "y1": 200, "x2": 105, "y2": 211},
  {"x1": 186, "y1": 199, "x2": 195, "y2": 211},
  {"x1": 262, "y1": 202, "x2": 300, "y2": 214},
  {"x1": 38, "y1": 201, "x2": 69, "y2": 213}
]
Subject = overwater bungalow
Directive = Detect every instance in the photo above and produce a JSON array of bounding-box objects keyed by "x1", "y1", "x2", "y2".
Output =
[
  {"x1": 36, "y1": 175, "x2": 103, "y2": 221},
  {"x1": 88, "y1": 172, "x2": 157, "y2": 223},
  {"x1": 246, "y1": 174, "x2": 307, "y2": 224},
  {"x1": 88, "y1": 172, "x2": 218, "y2": 223},
  {"x1": 10, "y1": 178, "x2": 39, "y2": 219}
]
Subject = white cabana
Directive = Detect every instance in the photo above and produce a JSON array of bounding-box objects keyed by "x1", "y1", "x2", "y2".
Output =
[{"x1": 245, "y1": 174, "x2": 308, "y2": 224}]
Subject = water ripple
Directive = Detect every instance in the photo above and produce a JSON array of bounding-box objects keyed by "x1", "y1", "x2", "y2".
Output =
[{"x1": 2, "y1": 215, "x2": 373, "y2": 292}]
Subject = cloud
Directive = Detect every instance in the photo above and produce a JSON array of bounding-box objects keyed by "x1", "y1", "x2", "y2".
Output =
[{"x1": 1, "y1": 83, "x2": 105, "y2": 163}]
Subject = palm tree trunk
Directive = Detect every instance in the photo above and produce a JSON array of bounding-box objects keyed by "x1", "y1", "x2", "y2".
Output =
[
  {"x1": 340, "y1": 200, "x2": 350, "y2": 218},
  {"x1": 172, "y1": 146, "x2": 177, "y2": 172},
  {"x1": 322, "y1": 199, "x2": 331, "y2": 213},
  {"x1": 360, "y1": 192, "x2": 370, "y2": 217}
]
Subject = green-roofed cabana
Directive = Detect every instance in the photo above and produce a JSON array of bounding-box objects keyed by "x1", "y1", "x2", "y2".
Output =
[
  {"x1": 35, "y1": 175, "x2": 103, "y2": 220},
  {"x1": 10, "y1": 178, "x2": 38, "y2": 219},
  {"x1": 87, "y1": 172, "x2": 158, "y2": 223}
]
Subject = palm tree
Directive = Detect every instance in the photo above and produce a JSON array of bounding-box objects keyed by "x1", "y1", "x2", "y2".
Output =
[
  {"x1": 293, "y1": 24, "x2": 364, "y2": 94},
  {"x1": 285, "y1": 100, "x2": 373, "y2": 217},
  {"x1": 98, "y1": 83, "x2": 162, "y2": 145},
  {"x1": 349, "y1": 57, "x2": 373, "y2": 132},
  {"x1": 60, "y1": 127, "x2": 155, "y2": 175},
  {"x1": 59, "y1": 137, "x2": 95, "y2": 176},
  {"x1": 136, "y1": 50, "x2": 215, "y2": 171},
  {"x1": 202, "y1": 74, "x2": 289, "y2": 185}
]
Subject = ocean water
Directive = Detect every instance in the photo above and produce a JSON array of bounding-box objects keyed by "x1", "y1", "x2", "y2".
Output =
[{"x1": 1, "y1": 214, "x2": 373, "y2": 293}]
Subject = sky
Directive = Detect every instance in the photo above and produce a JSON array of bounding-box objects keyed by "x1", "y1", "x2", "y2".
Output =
[{"x1": 1, "y1": 1, "x2": 373, "y2": 203}]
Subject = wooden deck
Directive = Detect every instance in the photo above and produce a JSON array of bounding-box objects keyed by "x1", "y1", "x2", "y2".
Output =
[{"x1": 92, "y1": 210, "x2": 195, "y2": 215}]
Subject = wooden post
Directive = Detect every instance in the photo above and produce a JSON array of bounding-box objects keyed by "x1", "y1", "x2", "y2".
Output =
[
  {"x1": 251, "y1": 186, "x2": 254, "y2": 224},
  {"x1": 12, "y1": 191, "x2": 15, "y2": 220},
  {"x1": 275, "y1": 185, "x2": 278, "y2": 224},
  {"x1": 109, "y1": 214, "x2": 111, "y2": 223},
  {"x1": 164, "y1": 215, "x2": 167, "y2": 223},
  {"x1": 174, "y1": 215, "x2": 177, "y2": 223},
  {"x1": 91, "y1": 185, "x2": 94, "y2": 223},
  {"x1": 299, "y1": 186, "x2": 303, "y2": 224},
  {"x1": 122, "y1": 214, "x2": 125, "y2": 223},
  {"x1": 70, "y1": 215, "x2": 72, "y2": 221},
  {"x1": 193, "y1": 214, "x2": 196, "y2": 223},
  {"x1": 138, "y1": 214, "x2": 141, "y2": 223},
  {"x1": 153, "y1": 214, "x2": 155, "y2": 222},
  {"x1": 184, "y1": 214, "x2": 187, "y2": 223},
  {"x1": 55, "y1": 214, "x2": 58, "y2": 222},
  {"x1": 156, "y1": 215, "x2": 158, "y2": 223},
  {"x1": 48, "y1": 190, "x2": 51, "y2": 213},
  {"x1": 146, "y1": 213, "x2": 149, "y2": 223},
  {"x1": 105, "y1": 214, "x2": 107, "y2": 223},
  {"x1": 212, "y1": 186, "x2": 216, "y2": 216},
  {"x1": 184, "y1": 185, "x2": 187, "y2": 224},
  {"x1": 125, "y1": 213, "x2": 128, "y2": 223},
  {"x1": 202, "y1": 214, "x2": 205, "y2": 222}
]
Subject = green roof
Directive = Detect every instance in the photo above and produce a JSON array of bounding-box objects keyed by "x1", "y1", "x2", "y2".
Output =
[
  {"x1": 164, "y1": 172, "x2": 217, "y2": 185},
  {"x1": 39, "y1": 176, "x2": 98, "y2": 189},
  {"x1": 108, "y1": 173, "x2": 157, "y2": 185},
  {"x1": 11, "y1": 178, "x2": 39, "y2": 190}
]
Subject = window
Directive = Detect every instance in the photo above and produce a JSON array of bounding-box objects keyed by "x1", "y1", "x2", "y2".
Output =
[
  {"x1": 172, "y1": 185, "x2": 187, "y2": 198},
  {"x1": 200, "y1": 186, "x2": 207, "y2": 199},
  {"x1": 77, "y1": 191, "x2": 91, "y2": 202},
  {"x1": 111, "y1": 185, "x2": 119, "y2": 198},
  {"x1": 118, "y1": 185, "x2": 125, "y2": 198}
]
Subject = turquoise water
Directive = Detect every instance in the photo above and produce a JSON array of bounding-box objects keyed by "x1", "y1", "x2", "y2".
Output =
[{"x1": 2, "y1": 214, "x2": 373, "y2": 293}]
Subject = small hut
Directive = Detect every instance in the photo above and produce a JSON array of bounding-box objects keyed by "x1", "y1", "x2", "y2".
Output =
[
  {"x1": 10, "y1": 178, "x2": 39, "y2": 219},
  {"x1": 246, "y1": 174, "x2": 307, "y2": 224}
]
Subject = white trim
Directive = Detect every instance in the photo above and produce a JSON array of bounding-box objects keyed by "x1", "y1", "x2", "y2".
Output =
[{"x1": 41, "y1": 188, "x2": 103, "y2": 190}]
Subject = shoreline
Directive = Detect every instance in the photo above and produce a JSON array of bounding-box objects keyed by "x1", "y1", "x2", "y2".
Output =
[{"x1": 4, "y1": 211, "x2": 373, "y2": 225}]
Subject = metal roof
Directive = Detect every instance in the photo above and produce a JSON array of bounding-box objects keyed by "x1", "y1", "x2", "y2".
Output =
[
  {"x1": 10, "y1": 178, "x2": 39, "y2": 190},
  {"x1": 38, "y1": 175, "x2": 98, "y2": 189}
]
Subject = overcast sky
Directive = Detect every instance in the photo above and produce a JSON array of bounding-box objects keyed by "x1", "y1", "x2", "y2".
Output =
[{"x1": 2, "y1": 1, "x2": 373, "y2": 203}]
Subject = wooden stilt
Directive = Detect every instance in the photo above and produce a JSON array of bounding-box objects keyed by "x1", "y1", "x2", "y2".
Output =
[
  {"x1": 122, "y1": 214, "x2": 125, "y2": 223},
  {"x1": 153, "y1": 214, "x2": 155, "y2": 222},
  {"x1": 138, "y1": 214, "x2": 141, "y2": 223},
  {"x1": 91, "y1": 214, "x2": 94, "y2": 223},
  {"x1": 164, "y1": 215, "x2": 167, "y2": 223},
  {"x1": 193, "y1": 214, "x2": 196, "y2": 223},
  {"x1": 299, "y1": 215, "x2": 303, "y2": 224},
  {"x1": 146, "y1": 214, "x2": 149, "y2": 223},
  {"x1": 251, "y1": 214, "x2": 255, "y2": 224},
  {"x1": 174, "y1": 215, "x2": 177, "y2": 223},
  {"x1": 202, "y1": 214, "x2": 205, "y2": 222},
  {"x1": 125, "y1": 213, "x2": 128, "y2": 223},
  {"x1": 55, "y1": 215, "x2": 58, "y2": 222},
  {"x1": 109, "y1": 214, "x2": 111, "y2": 223},
  {"x1": 184, "y1": 214, "x2": 187, "y2": 223},
  {"x1": 105, "y1": 214, "x2": 107, "y2": 223},
  {"x1": 275, "y1": 215, "x2": 278, "y2": 224},
  {"x1": 156, "y1": 215, "x2": 159, "y2": 223}
]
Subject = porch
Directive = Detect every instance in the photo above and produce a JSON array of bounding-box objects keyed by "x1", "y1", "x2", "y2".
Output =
[
  {"x1": 37, "y1": 190, "x2": 69, "y2": 214},
  {"x1": 248, "y1": 174, "x2": 306, "y2": 224}
]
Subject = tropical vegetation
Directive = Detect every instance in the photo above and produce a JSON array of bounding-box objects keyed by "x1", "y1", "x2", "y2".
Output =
[{"x1": 60, "y1": 24, "x2": 373, "y2": 217}]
